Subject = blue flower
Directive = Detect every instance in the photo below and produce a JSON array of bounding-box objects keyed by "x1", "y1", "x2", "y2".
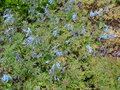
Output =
[
  {"x1": 4, "y1": 27, "x2": 15, "y2": 41},
  {"x1": 46, "y1": 60, "x2": 50, "y2": 64},
  {"x1": 44, "y1": 5, "x2": 49, "y2": 15},
  {"x1": 118, "y1": 77, "x2": 120, "y2": 81},
  {"x1": 55, "y1": 51, "x2": 63, "y2": 56},
  {"x1": 22, "y1": 0, "x2": 27, "y2": 4},
  {"x1": 78, "y1": 2, "x2": 82, "y2": 8},
  {"x1": 37, "y1": 53, "x2": 42, "y2": 58},
  {"x1": 104, "y1": 26, "x2": 110, "y2": 33},
  {"x1": 104, "y1": 7, "x2": 109, "y2": 12},
  {"x1": 49, "y1": 62, "x2": 62, "y2": 74},
  {"x1": 94, "y1": 10, "x2": 103, "y2": 16},
  {"x1": 49, "y1": 0, "x2": 54, "y2": 4},
  {"x1": 94, "y1": 10, "x2": 99, "y2": 14},
  {"x1": 30, "y1": 51, "x2": 36, "y2": 58},
  {"x1": 65, "y1": 24, "x2": 73, "y2": 31},
  {"x1": 113, "y1": 51, "x2": 119, "y2": 57},
  {"x1": 24, "y1": 28, "x2": 32, "y2": 37},
  {"x1": 69, "y1": 0, "x2": 76, "y2": 3},
  {"x1": 86, "y1": 45, "x2": 93, "y2": 53},
  {"x1": 55, "y1": 18, "x2": 59, "y2": 24},
  {"x1": 90, "y1": 11, "x2": 95, "y2": 17},
  {"x1": 80, "y1": 29, "x2": 86, "y2": 34},
  {"x1": 109, "y1": 34, "x2": 115, "y2": 38},
  {"x1": 71, "y1": 32, "x2": 77, "y2": 37},
  {"x1": 117, "y1": 85, "x2": 120, "y2": 87},
  {"x1": 94, "y1": 51, "x2": 98, "y2": 57},
  {"x1": 72, "y1": 14, "x2": 77, "y2": 22},
  {"x1": 90, "y1": 10, "x2": 103, "y2": 17},
  {"x1": 51, "y1": 18, "x2": 59, "y2": 24},
  {"x1": 1, "y1": 74, "x2": 12, "y2": 82},
  {"x1": 49, "y1": 62, "x2": 62, "y2": 81},
  {"x1": 56, "y1": 62, "x2": 62, "y2": 70},
  {"x1": 22, "y1": 36, "x2": 34, "y2": 46},
  {"x1": 3, "y1": 9, "x2": 12, "y2": 16},
  {"x1": 99, "y1": 34, "x2": 115, "y2": 40},
  {"x1": 66, "y1": 39, "x2": 70, "y2": 44},
  {"x1": 4, "y1": 28, "x2": 14, "y2": 37},
  {"x1": 99, "y1": 34, "x2": 109, "y2": 40},
  {"x1": 28, "y1": 7, "x2": 35, "y2": 15},
  {"x1": 66, "y1": 7, "x2": 72, "y2": 12},
  {"x1": 35, "y1": 88, "x2": 39, "y2": 90},
  {"x1": 3, "y1": 14, "x2": 14, "y2": 25},
  {"x1": 53, "y1": 30, "x2": 57, "y2": 37},
  {"x1": 1, "y1": 58, "x2": 4, "y2": 63},
  {"x1": 54, "y1": 50, "x2": 68, "y2": 56},
  {"x1": 100, "y1": 46, "x2": 106, "y2": 51}
]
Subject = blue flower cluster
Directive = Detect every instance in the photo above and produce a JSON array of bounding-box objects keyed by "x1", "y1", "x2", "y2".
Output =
[
  {"x1": 99, "y1": 34, "x2": 115, "y2": 40},
  {"x1": 54, "y1": 50, "x2": 68, "y2": 56},
  {"x1": 3, "y1": 9, "x2": 14, "y2": 25},
  {"x1": 54, "y1": 50, "x2": 63, "y2": 56},
  {"x1": 22, "y1": 36, "x2": 35, "y2": 46},
  {"x1": 98, "y1": 25, "x2": 115, "y2": 41},
  {"x1": 90, "y1": 10, "x2": 103, "y2": 17},
  {"x1": 89, "y1": 7, "x2": 109, "y2": 17}
]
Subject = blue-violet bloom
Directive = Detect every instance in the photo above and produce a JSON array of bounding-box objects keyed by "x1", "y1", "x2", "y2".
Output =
[
  {"x1": 104, "y1": 26, "x2": 110, "y2": 33},
  {"x1": 72, "y1": 14, "x2": 77, "y2": 22},
  {"x1": 46, "y1": 60, "x2": 50, "y2": 64},
  {"x1": 90, "y1": 11, "x2": 95, "y2": 17},
  {"x1": 37, "y1": 53, "x2": 42, "y2": 58},
  {"x1": 49, "y1": 0, "x2": 54, "y2": 4},
  {"x1": 24, "y1": 28, "x2": 32, "y2": 37},
  {"x1": 1, "y1": 74, "x2": 12, "y2": 82},
  {"x1": 86, "y1": 45, "x2": 93, "y2": 53},
  {"x1": 65, "y1": 24, "x2": 73, "y2": 31},
  {"x1": 80, "y1": 29, "x2": 86, "y2": 34},
  {"x1": 22, "y1": 36, "x2": 34, "y2": 46},
  {"x1": 53, "y1": 30, "x2": 58, "y2": 37}
]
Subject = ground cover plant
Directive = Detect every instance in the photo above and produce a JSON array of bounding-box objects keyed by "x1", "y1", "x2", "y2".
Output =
[{"x1": 0, "y1": 0, "x2": 120, "y2": 89}]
